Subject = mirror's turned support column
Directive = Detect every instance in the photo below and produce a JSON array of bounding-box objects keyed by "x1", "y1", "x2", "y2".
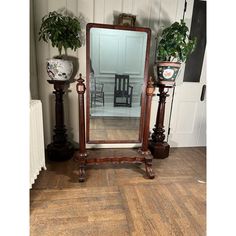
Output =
[
  {"x1": 141, "y1": 77, "x2": 155, "y2": 153},
  {"x1": 139, "y1": 77, "x2": 155, "y2": 179},
  {"x1": 47, "y1": 80, "x2": 74, "y2": 161},
  {"x1": 74, "y1": 73, "x2": 87, "y2": 182},
  {"x1": 149, "y1": 85, "x2": 170, "y2": 159}
]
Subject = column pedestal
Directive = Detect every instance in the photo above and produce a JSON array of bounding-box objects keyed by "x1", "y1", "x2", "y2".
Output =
[
  {"x1": 47, "y1": 80, "x2": 74, "y2": 161},
  {"x1": 149, "y1": 85, "x2": 171, "y2": 159}
]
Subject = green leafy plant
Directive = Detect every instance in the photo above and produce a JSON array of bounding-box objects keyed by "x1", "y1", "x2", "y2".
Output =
[
  {"x1": 157, "y1": 20, "x2": 197, "y2": 63},
  {"x1": 39, "y1": 11, "x2": 82, "y2": 56}
]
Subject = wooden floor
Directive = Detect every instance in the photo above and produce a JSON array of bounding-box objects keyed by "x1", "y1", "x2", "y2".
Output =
[{"x1": 30, "y1": 147, "x2": 206, "y2": 236}]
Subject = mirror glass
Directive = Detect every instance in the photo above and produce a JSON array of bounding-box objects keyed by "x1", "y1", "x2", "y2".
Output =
[{"x1": 87, "y1": 25, "x2": 149, "y2": 143}]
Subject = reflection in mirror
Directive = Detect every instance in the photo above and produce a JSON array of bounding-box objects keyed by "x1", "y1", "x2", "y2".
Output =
[{"x1": 87, "y1": 25, "x2": 149, "y2": 143}]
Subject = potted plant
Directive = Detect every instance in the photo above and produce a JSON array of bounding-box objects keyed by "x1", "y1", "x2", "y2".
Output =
[
  {"x1": 155, "y1": 20, "x2": 197, "y2": 86},
  {"x1": 39, "y1": 10, "x2": 82, "y2": 81}
]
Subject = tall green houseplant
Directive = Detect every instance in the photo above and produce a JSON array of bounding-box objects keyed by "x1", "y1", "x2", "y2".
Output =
[
  {"x1": 38, "y1": 10, "x2": 82, "y2": 81},
  {"x1": 39, "y1": 11, "x2": 82, "y2": 56},
  {"x1": 157, "y1": 20, "x2": 196, "y2": 62},
  {"x1": 155, "y1": 20, "x2": 197, "y2": 86}
]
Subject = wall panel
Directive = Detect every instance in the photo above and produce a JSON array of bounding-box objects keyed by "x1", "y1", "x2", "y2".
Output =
[
  {"x1": 132, "y1": 0, "x2": 152, "y2": 27},
  {"x1": 33, "y1": 0, "x2": 52, "y2": 145},
  {"x1": 94, "y1": 0, "x2": 105, "y2": 23},
  {"x1": 104, "y1": 0, "x2": 122, "y2": 24},
  {"x1": 122, "y1": 0, "x2": 133, "y2": 13}
]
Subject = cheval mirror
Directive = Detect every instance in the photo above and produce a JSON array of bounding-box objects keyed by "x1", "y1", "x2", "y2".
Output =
[{"x1": 75, "y1": 23, "x2": 155, "y2": 182}]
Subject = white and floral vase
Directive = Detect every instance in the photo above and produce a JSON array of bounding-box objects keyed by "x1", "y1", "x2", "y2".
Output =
[{"x1": 46, "y1": 58, "x2": 73, "y2": 81}]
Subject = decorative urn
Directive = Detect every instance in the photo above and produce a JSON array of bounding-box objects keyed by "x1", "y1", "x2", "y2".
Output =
[
  {"x1": 46, "y1": 58, "x2": 73, "y2": 81},
  {"x1": 155, "y1": 61, "x2": 181, "y2": 87}
]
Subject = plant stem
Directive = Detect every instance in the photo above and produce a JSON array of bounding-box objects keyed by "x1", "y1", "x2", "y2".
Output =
[{"x1": 58, "y1": 47, "x2": 62, "y2": 56}]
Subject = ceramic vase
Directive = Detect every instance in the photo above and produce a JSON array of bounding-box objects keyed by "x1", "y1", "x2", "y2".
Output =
[
  {"x1": 154, "y1": 61, "x2": 181, "y2": 87},
  {"x1": 47, "y1": 58, "x2": 73, "y2": 81}
]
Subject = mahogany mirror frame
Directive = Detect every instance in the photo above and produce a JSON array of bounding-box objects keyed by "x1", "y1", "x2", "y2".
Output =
[{"x1": 86, "y1": 23, "x2": 151, "y2": 144}]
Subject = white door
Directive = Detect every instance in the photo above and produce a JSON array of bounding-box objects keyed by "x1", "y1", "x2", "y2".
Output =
[
  {"x1": 167, "y1": 0, "x2": 206, "y2": 147},
  {"x1": 168, "y1": 54, "x2": 206, "y2": 147}
]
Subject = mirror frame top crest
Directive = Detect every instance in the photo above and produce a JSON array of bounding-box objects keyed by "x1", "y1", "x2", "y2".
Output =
[{"x1": 86, "y1": 23, "x2": 151, "y2": 144}]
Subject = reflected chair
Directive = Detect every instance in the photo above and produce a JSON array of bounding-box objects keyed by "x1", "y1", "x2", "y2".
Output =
[
  {"x1": 90, "y1": 75, "x2": 105, "y2": 107},
  {"x1": 114, "y1": 74, "x2": 133, "y2": 107}
]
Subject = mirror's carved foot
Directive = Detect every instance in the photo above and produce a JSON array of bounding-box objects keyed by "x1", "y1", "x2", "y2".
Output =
[
  {"x1": 79, "y1": 166, "x2": 86, "y2": 182},
  {"x1": 145, "y1": 159, "x2": 155, "y2": 179},
  {"x1": 74, "y1": 152, "x2": 87, "y2": 182},
  {"x1": 138, "y1": 148, "x2": 151, "y2": 155}
]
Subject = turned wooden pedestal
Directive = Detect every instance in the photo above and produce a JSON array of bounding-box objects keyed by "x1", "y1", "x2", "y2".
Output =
[
  {"x1": 149, "y1": 85, "x2": 171, "y2": 159},
  {"x1": 47, "y1": 80, "x2": 74, "y2": 161}
]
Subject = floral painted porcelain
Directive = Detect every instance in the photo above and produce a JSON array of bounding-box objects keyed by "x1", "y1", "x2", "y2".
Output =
[
  {"x1": 155, "y1": 62, "x2": 181, "y2": 87},
  {"x1": 47, "y1": 58, "x2": 73, "y2": 81}
]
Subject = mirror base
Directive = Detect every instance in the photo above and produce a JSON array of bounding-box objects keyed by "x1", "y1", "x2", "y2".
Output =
[{"x1": 74, "y1": 148, "x2": 155, "y2": 181}]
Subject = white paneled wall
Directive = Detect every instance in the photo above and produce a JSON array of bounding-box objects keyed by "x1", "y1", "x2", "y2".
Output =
[{"x1": 31, "y1": 0, "x2": 186, "y2": 146}]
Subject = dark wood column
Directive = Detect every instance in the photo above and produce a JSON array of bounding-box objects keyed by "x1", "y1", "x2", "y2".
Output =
[
  {"x1": 47, "y1": 80, "x2": 74, "y2": 161},
  {"x1": 149, "y1": 85, "x2": 170, "y2": 159},
  {"x1": 74, "y1": 74, "x2": 87, "y2": 182},
  {"x1": 140, "y1": 77, "x2": 155, "y2": 179},
  {"x1": 140, "y1": 77, "x2": 155, "y2": 154}
]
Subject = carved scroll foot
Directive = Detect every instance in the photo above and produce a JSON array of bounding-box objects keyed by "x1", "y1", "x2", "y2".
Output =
[
  {"x1": 79, "y1": 166, "x2": 86, "y2": 182},
  {"x1": 78, "y1": 156, "x2": 86, "y2": 182},
  {"x1": 145, "y1": 159, "x2": 155, "y2": 179},
  {"x1": 74, "y1": 151, "x2": 87, "y2": 182}
]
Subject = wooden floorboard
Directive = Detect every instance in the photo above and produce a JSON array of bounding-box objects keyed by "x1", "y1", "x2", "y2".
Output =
[{"x1": 31, "y1": 147, "x2": 206, "y2": 236}]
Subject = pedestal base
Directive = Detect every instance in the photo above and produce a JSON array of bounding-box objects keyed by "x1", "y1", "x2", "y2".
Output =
[
  {"x1": 47, "y1": 142, "x2": 74, "y2": 161},
  {"x1": 149, "y1": 141, "x2": 170, "y2": 159}
]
